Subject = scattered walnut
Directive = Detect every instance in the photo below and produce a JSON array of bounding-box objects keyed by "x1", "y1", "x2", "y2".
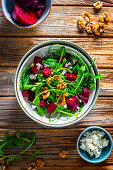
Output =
[
  {"x1": 1, "y1": 160, "x2": 10, "y2": 170},
  {"x1": 25, "y1": 159, "x2": 45, "y2": 170},
  {"x1": 53, "y1": 75, "x2": 60, "y2": 80},
  {"x1": 57, "y1": 80, "x2": 67, "y2": 90},
  {"x1": 94, "y1": 22, "x2": 104, "y2": 36},
  {"x1": 59, "y1": 151, "x2": 70, "y2": 158},
  {"x1": 57, "y1": 93, "x2": 68, "y2": 107},
  {"x1": 77, "y1": 16, "x2": 87, "y2": 29},
  {"x1": 41, "y1": 87, "x2": 50, "y2": 99},
  {"x1": 31, "y1": 63, "x2": 35, "y2": 67},
  {"x1": 99, "y1": 12, "x2": 109, "y2": 22},
  {"x1": 47, "y1": 78, "x2": 51, "y2": 84},
  {"x1": 85, "y1": 22, "x2": 97, "y2": 33},
  {"x1": 82, "y1": 12, "x2": 91, "y2": 23},
  {"x1": 36, "y1": 159, "x2": 45, "y2": 168},
  {"x1": 93, "y1": 1, "x2": 103, "y2": 10}
]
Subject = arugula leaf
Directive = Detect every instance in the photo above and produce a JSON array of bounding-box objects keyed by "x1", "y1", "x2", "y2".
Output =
[
  {"x1": 42, "y1": 59, "x2": 57, "y2": 69},
  {"x1": 0, "y1": 132, "x2": 42, "y2": 162},
  {"x1": 20, "y1": 66, "x2": 31, "y2": 90}
]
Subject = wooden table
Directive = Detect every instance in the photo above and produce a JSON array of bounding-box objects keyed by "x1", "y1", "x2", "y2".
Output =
[{"x1": 0, "y1": 0, "x2": 113, "y2": 169}]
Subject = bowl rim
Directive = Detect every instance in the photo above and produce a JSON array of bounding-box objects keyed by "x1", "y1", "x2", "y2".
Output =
[
  {"x1": 1, "y1": 0, "x2": 52, "y2": 28},
  {"x1": 14, "y1": 40, "x2": 100, "y2": 127},
  {"x1": 77, "y1": 126, "x2": 113, "y2": 163}
]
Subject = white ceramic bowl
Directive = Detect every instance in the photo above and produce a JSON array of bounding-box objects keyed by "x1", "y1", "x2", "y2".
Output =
[{"x1": 14, "y1": 41, "x2": 100, "y2": 127}]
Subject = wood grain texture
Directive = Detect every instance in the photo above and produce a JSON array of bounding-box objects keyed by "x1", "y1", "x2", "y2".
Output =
[
  {"x1": 0, "y1": 37, "x2": 113, "y2": 68},
  {"x1": 0, "y1": 7, "x2": 113, "y2": 37},
  {"x1": 0, "y1": 0, "x2": 113, "y2": 169},
  {"x1": 52, "y1": 0, "x2": 113, "y2": 6}
]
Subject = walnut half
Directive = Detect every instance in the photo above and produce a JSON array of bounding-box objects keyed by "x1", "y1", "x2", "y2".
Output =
[
  {"x1": 99, "y1": 12, "x2": 109, "y2": 22},
  {"x1": 93, "y1": 1, "x2": 103, "y2": 10},
  {"x1": 1, "y1": 160, "x2": 10, "y2": 170},
  {"x1": 41, "y1": 87, "x2": 50, "y2": 99},
  {"x1": 59, "y1": 151, "x2": 70, "y2": 158}
]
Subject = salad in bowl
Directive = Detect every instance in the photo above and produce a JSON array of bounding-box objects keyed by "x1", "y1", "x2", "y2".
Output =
[{"x1": 15, "y1": 41, "x2": 101, "y2": 127}]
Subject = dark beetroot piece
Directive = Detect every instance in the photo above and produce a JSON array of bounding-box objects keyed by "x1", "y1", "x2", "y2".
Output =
[
  {"x1": 12, "y1": 4, "x2": 38, "y2": 26},
  {"x1": 78, "y1": 94, "x2": 88, "y2": 103},
  {"x1": 36, "y1": 9, "x2": 44, "y2": 19},
  {"x1": 31, "y1": 66, "x2": 37, "y2": 74},
  {"x1": 66, "y1": 96, "x2": 78, "y2": 106},
  {"x1": 47, "y1": 102, "x2": 57, "y2": 114},
  {"x1": 41, "y1": 68, "x2": 53, "y2": 78},
  {"x1": 14, "y1": 0, "x2": 34, "y2": 7},
  {"x1": 34, "y1": 57, "x2": 43, "y2": 64},
  {"x1": 65, "y1": 73, "x2": 77, "y2": 81},
  {"x1": 83, "y1": 87, "x2": 89, "y2": 98},
  {"x1": 30, "y1": 0, "x2": 39, "y2": 8},
  {"x1": 28, "y1": 92, "x2": 35, "y2": 102},
  {"x1": 67, "y1": 104, "x2": 77, "y2": 111},
  {"x1": 22, "y1": 90, "x2": 31, "y2": 97},
  {"x1": 37, "y1": 3, "x2": 45, "y2": 9},
  {"x1": 39, "y1": 99, "x2": 47, "y2": 106}
]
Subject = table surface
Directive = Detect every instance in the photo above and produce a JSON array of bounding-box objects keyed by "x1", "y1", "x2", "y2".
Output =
[{"x1": 0, "y1": 0, "x2": 113, "y2": 169}]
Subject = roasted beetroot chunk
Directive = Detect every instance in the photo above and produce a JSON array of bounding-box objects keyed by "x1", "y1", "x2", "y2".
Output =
[
  {"x1": 34, "y1": 57, "x2": 43, "y2": 64},
  {"x1": 36, "y1": 9, "x2": 44, "y2": 19},
  {"x1": 22, "y1": 90, "x2": 31, "y2": 97},
  {"x1": 12, "y1": 4, "x2": 38, "y2": 26},
  {"x1": 78, "y1": 94, "x2": 88, "y2": 103},
  {"x1": 31, "y1": 66, "x2": 37, "y2": 74},
  {"x1": 47, "y1": 102, "x2": 57, "y2": 114},
  {"x1": 39, "y1": 99, "x2": 47, "y2": 107},
  {"x1": 66, "y1": 96, "x2": 78, "y2": 106},
  {"x1": 28, "y1": 92, "x2": 35, "y2": 102},
  {"x1": 65, "y1": 73, "x2": 77, "y2": 81},
  {"x1": 14, "y1": 0, "x2": 34, "y2": 7},
  {"x1": 67, "y1": 104, "x2": 77, "y2": 111},
  {"x1": 83, "y1": 87, "x2": 89, "y2": 98},
  {"x1": 41, "y1": 68, "x2": 52, "y2": 78}
]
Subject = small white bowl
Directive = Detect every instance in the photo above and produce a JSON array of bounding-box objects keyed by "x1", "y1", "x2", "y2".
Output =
[{"x1": 14, "y1": 41, "x2": 100, "y2": 127}]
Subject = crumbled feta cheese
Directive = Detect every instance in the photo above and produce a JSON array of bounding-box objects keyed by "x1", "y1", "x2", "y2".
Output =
[
  {"x1": 36, "y1": 63, "x2": 42, "y2": 70},
  {"x1": 64, "y1": 103, "x2": 67, "y2": 108},
  {"x1": 80, "y1": 130, "x2": 109, "y2": 158},
  {"x1": 30, "y1": 74, "x2": 37, "y2": 80},
  {"x1": 61, "y1": 69, "x2": 67, "y2": 75}
]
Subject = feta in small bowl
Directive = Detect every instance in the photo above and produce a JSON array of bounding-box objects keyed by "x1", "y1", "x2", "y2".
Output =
[{"x1": 77, "y1": 126, "x2": 113, "y2": 163}]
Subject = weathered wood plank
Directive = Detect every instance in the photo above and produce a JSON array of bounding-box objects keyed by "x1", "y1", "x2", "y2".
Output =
[
  {"x1": 0, "y1": 7, "x2": 112, "y2": 37},
  {"x1": 0, "y1": 37, "x2": 113, "y2": 68},
  {"x1": 0, "y1": 96, "x2": 113, "y2": 128},
  {"x1": 52, "y1": 0, "x2": 113, "y2": 6},
  {"x1": 0, "y1": 67, "x2": 112, "y2": 96}
]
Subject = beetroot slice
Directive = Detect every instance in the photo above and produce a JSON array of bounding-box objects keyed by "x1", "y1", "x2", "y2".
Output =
[
  {"x1": 67, "y1": 104, "x2": 77, "y2": 111},
  {"x1": 31, "y1": 66, "x2": 37, "y2": 74},
  {"x1": 66, "y1": 96, "x2": 78, "y2": 106},
  {"x1": 34, "y1": 57, "x2": 43, "y2": 64},
  {"x1": 12, "y1": 4, "x2": 38, "y2": 26},
  {"x1": 41, "y1": 68, "x2": 52, "y2": 78},
  {"x1": 78, "y1": 94, "x2": 88, "y2": 103},
  {"x1": 83, "y1": 87, "x2": 89, "y2": 98},
  {"x1": 65, "y1": 73, "x2": 77, "y2": 81},
  {"x1": 22, "y1": 90, "x2": 31, "y2": 97},
  {"x1": 36, "y1": 9, "x2": 44, "y2": 18},
  {"x1": 39, "y1": 99, "x2": 47, "y2": 106},
  {"x1": 47, "y1": 102, "x2": 57, "y2": 114},
  {"x1": 14, "y1": 0, "x2": 34, "y2": 7},
  {"x1": 28, "y1": 92, "x2": 35, "y2": 102}
]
